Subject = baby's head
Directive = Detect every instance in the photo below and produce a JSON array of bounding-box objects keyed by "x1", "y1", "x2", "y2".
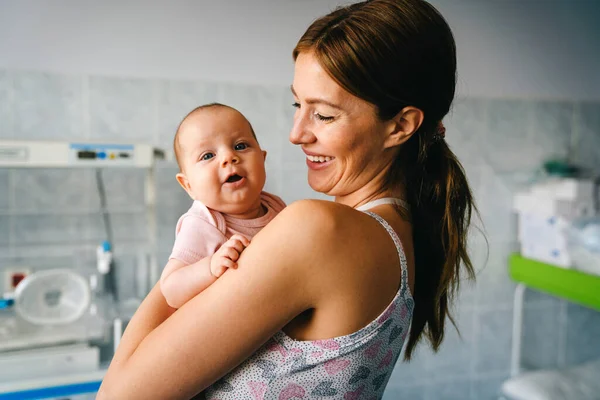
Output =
[{"x1": 174, "y1": 103, "x2": 267, "y2": 216}]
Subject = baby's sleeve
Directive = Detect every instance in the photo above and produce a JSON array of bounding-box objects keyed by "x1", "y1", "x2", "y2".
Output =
[{"x1": 169, "y1": 215, "x2": 228, "y2": 265}]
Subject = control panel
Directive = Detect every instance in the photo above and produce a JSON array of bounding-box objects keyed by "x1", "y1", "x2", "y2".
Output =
[
  {"x1": 69, "y1": 143, "x2": 135, "y2": 166},
  {"x1": 0, "y1": 140, "x2": 156, "y2": 168}
]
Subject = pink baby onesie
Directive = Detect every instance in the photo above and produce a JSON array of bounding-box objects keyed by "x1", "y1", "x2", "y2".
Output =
[{"x1": 169, "y1": 191, "x2": 286, "y2": 265}]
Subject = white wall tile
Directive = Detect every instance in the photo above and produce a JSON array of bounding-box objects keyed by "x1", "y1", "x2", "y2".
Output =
[
  {"x1": 0, "y1": 170, "x2": 9, "y2": 210},
  {"x1": 564, "y1": 302, "x2": 600, "y2": 365},
  {"x1": 531, "y1": 101, "x2": 574, "y2": 162},
  {"x1": 446, "y1": 98, "x2": 488, "y2": 167},
  {"x1": 521, "y1": 302, "x2": 562, "y2": 370},
  {"x1": 107, "y1": 212, "x2": 148, "y2": 242},
  {"x1": 424, "y1": 378, "x2": 472, "y2": 400},
  {"x1": 13, "y1": 168, "x2": 94, "y2": 211},
  {"x1": 13, "y1": 214, "x2": 104, "y2": 244},
  {"x1": 475, "y1": 164, "x2": 520, "y2": 241},
  {"x1": 89, "y1": 76, "x2": 156, "y2": 142},
  {"x1": 483, "y1": 99, "x2": 540, "y2": 173},
  {"x1": 0, "y1": 216, "x2": 9, "y2": 245},
  {"x1": 470, "y1": 374, "x2": 507, "y2": 400},
  {"x1": 383, "y1": 385, "x2": 427, "y2": 400},
  {"x1": 474, "y1": 308, "x2": 513, "y2": 374},
  {"x1": 475, "y1": 240, "x2": 517, "y2": 307},
  {"x1": 97, "y1": 168, "x2": 146, "y2": 209},
  {"x1": 574, "y1": 102, "x2": 600, "y2": 172},
  {"x1": 0, "y1": 69, "x2": 11, "y2": 138},
  {"x1": 12, "y1": 70, "x2": 83, "y2": 139}
]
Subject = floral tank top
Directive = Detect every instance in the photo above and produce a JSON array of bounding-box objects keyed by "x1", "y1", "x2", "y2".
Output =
[{"x1": 205, "y1": 203, "x2": 414, "y2": 400}]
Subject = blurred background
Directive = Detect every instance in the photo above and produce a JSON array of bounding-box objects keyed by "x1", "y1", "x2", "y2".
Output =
[{"x1": 0, "y1": 1, "x2": 599, "y2": 399}]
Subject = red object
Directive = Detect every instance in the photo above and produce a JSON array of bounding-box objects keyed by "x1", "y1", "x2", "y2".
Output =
[{"x1": 11, "y1": 273, "x2": 26, "y2": 288}]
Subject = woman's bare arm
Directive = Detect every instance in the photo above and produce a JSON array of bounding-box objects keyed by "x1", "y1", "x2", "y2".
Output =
[
  {"x1": 160, "y1": 258, "x2": 216, "y2": 308},
  {"x1": 97, "y1": 201, "x2": 332, "y2": 400}
]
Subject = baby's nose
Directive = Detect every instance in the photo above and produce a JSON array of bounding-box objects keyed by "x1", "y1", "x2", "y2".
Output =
[{"x1": 221, "y1": 152, "x2": 240, "y2": 166}]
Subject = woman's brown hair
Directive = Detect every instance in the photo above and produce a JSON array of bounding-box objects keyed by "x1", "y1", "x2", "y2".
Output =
[{"x1": 294, "y1": 0, "x2": 476, "y2": 360}]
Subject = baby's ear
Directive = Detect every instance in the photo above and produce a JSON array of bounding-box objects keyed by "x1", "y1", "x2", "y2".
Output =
[
  {"x1": 175, "y1": 173, "x2": 194, "y2": 199},
  {"x1": 262, "y1": 150, "x2": 267, "y2": 161}
]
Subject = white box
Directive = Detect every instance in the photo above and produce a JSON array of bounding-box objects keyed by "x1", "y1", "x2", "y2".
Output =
[
  {"x1": 514, "y1": 193, "x2": 595, "y2": 220},
  {"x1": 542, "y1": 178, "x2": 595, "y2": 201},
  {"x1": 517, "y1": 212, "x2": 572, "y2": 267},
  {"x1": 513, "y1": 178, "x2": 598, "y2": 267}
]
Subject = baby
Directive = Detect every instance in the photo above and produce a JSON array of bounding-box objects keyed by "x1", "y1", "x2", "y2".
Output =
[{"x1": 160, "y1": 103, "x2": 286, "y2": 308}]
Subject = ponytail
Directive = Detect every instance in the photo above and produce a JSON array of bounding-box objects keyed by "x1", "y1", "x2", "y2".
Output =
[{"x1": 390, "y1": 126, "x2": 476, "y2": 361}]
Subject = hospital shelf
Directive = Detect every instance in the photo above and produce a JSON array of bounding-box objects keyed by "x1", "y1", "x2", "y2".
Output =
[
  {"x1": 509, "y1": 253, "x2": 600, "y2": 311},
  {"x1": 509, "y1": 253, "x2": 600, "y2": 378}
]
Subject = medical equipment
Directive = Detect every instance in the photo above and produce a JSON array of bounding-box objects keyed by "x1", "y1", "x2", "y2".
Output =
[
  {"x1": 0, "y1": 139, "x2": 163, "y2": 399},
  {"x1": 14, "y1": 269, "x2": 91, "y2": 325}
]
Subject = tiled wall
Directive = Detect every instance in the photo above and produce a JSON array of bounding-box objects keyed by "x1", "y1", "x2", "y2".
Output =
[{"x1": 1, "y1": 69, "x2": 600, "y2": 399}]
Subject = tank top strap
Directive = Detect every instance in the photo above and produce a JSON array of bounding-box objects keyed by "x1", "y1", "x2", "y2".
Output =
[
  {"x1": 362, "y1": 211, "x2": 410, "y2": 297},
  {"x1": 355, "y1": 197, "x2": 410, "y2": 212}
]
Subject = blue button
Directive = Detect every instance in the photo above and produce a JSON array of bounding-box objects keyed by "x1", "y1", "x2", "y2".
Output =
[
  {"x1": 97, "y1": 152, "x2": 106, "y2": 159},
  {"x1": 102, "y1": 241, "x2": 111, "y2": 252}
]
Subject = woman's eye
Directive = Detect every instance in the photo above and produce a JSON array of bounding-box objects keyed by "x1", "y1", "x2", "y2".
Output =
[
  {"x1": 314, "y1": 112, "x2": 334, "y2": 122},
  {"x1": 292, "y1": 102, "x2": 300, "y2": 109},
  {"x1": 201, "y1": 153, "x2": 214, "y2": 161},
  {"x1": 234, "y1": 143, "x2": 248, "y2": 151}
]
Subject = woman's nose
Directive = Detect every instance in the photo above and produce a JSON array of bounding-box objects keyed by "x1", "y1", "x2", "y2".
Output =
[{"x1": 289, "y1": 113, "x2": 315, "y2": 145}]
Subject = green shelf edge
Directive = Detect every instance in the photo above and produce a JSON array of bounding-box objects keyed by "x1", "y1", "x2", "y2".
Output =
[{"x1": 509, "y1": 254, "x2": 600, "y2": 311}]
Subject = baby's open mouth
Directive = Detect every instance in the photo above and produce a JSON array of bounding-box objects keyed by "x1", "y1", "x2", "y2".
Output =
[{"x1": 226, "y1": 174, "x2": 243, "y2": 183}]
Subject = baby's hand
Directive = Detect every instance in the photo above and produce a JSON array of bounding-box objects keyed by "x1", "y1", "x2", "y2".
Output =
[{"x1": 210, "y1": 234, "x2": 251, "y2": 278}]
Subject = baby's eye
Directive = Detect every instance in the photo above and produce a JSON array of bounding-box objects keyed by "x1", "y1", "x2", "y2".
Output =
[
  {"x1": 234, "y1": 143, "x2": 248, "y2": 151},
  {"x1": 201, "y1": 152, "x2": 214, "y2": 161},
  {"x1": 292, "y1": 102, "x2": 300, "y2": 109}
]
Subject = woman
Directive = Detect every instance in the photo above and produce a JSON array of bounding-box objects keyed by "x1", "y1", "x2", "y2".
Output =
[{"x1": 98, "y1": 0, "x2": 475, "y2": 398}]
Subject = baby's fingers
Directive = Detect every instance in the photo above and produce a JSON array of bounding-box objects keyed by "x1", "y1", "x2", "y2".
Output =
[
  {"x1": 229, "y1": 234, "x2": 250, "y2": 248},
  {"x1": 212, "y1": 258, "x2": 237, "y2": 277},
  {"x1": 225, "y1": 239, "x2": 248, "y2": 255},
  {"x1": 221, "y1": 246, "x2": 241, "y2": 262}
]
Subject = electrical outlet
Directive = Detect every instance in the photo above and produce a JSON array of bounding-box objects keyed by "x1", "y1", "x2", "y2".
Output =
[{"x1": 3, "y1": 267, "x2": 31, "y2": 293}]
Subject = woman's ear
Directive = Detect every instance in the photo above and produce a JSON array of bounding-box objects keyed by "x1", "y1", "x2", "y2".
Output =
[
  {"x1": 383, "y1": 106, "x2": 424, "y2": 149},
  {"x1": 176, "y1": 173, "x2": 194, "y2": 199}
]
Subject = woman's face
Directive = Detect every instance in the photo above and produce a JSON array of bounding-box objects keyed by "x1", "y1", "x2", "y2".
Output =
[{"x1": 290, "y1": 51, "x2": 397, "y2": 204}]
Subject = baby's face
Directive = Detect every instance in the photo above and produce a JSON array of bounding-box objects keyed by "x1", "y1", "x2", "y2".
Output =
[{"x1": 176, "y1": 107, "x2": 267, "y2": 216}]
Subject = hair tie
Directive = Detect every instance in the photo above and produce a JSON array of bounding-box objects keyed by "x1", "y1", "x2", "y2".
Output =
[{"x1": 432, "y1": 121, "x2": 446, "y2": 142}]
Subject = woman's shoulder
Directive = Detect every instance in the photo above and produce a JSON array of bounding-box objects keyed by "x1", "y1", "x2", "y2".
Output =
[
  {"x1": 277, "y1": 199, "x2": 357, "y2": 221},
  {"x1": 256, "y1": 199, "x2": 382, "y2": 259},
  {"x1": 270, "y1": 199, "x2": 364, "y2": 237}
]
